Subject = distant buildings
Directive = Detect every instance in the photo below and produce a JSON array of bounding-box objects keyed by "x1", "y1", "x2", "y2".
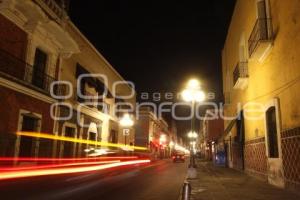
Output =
[
  {"x1": 199, "y1": 110, "x2": 224, "y2": 162},
  {"x1": 0, "y1": 0, "x2": 135, "y2": 159},
  {"x1": 221, "y1": 0, "x2": 300, "y2": 190},
  {"x1": 135, "y1": 107, "x2": 178, "y2": 159}
]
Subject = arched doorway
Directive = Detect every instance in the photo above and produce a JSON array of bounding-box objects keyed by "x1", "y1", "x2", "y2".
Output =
[{"x1": 264, "y1": 99, "x2": 284, "y2": 188}]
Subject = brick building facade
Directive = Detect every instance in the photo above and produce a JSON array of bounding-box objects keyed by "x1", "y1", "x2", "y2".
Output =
[{"x1": 0, "y1": 0, "x2": 135, "y2": 161}]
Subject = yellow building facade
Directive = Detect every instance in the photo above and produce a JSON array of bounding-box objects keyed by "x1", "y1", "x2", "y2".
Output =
[{"x1": 222, "y1": 0, "x2": 300, "y2": 190}]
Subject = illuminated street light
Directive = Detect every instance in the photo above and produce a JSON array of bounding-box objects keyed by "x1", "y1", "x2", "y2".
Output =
[
  {"x1": 187, "y1": 131, "x2": 198, "y2": 139},
  {"x1": 120, "y1": 113, "x2": 134, "y2": 127},
  {"x1": 181, "y1": 78, "x2": 205, "y2": 168},
  {"x1": 194, "y1": 90, "x2": 205, "y2": 102},
  {"x1": 181, "y1": 79, "x2": 205, "y2": 102},
  {"x1": 187, "y1": 79, "x2": 200, "y2": 89},
  {"x1": 120, "y1": 114, "x2": 134, "y2": 146}
]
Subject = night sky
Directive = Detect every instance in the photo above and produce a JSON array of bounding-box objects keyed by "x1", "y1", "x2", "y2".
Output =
[{"x1": 69, "y1": 0, "x2": 236, "y2": 137}]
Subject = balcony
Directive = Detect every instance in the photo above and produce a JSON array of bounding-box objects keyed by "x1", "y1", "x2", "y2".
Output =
[
  {"x1": 33, "y1": 0, "x2": 67, "y2": 24},
  {"x1": 74, "y1": 90, "x2": 112, "y2": 115},
  {"x1": 8, "y1": 0, "x2": 79, "y2": 54},
  {"x1": 233, "y1": 62, "x2": 248, "y2": 90},
  {"x1": 0, "y1": 49, "x2": 58, "y2": 96},
  {"x1": 248, "y1": 18, "x2": 273, "y2": 61}
]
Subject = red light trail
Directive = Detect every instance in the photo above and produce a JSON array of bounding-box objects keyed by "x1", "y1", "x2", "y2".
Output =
[
  {"x1": 0, "y1": 160, "x2": 121, "y2": 171},
  {"x1": 0, "y1": 159, "x2": 151, "y2": 180},
  {"x1": 0, "y1": 156, "x2": 138, "y2": 162}
]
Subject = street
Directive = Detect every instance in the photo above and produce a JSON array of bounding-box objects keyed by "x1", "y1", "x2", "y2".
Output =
[
  {"x1": 0, "y1": 0, "x2": 300, "y2": 199},
  {"x1": 0, "y1": 160, "x2": 188, "y2": 200}
]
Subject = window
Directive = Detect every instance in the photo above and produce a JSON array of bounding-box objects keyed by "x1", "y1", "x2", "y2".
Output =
[
  {"x1": 19, "y1": 115, "x2": 39, "y2": 157},
  {"x1": 257, "y1": 0, "x2": 268, "y2": 39},
  {"x1": 75, "y1": 64, "x2": 106, "y2": 105},
  {"x1": 266, "y1": 106, "x2": 279, "y2": 158},
  {"x1": 32, "y1": 48, "x2": 48, "y2": 88},
  {"x1": 249, "y1": 0, "x2": 273, "y2": 59}
]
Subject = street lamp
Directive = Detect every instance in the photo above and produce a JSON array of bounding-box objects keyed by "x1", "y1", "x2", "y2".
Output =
[
  {"x1": 188, "y1": 131, "x2": 198, "y2": 139},
  {"x1": 182, "y1": 79, "x2": 205, "y2": 102},
  {"x1": 181, "y1": 79, "x2": 205, "y2": 167},
  {"x1": 120, "y1": 113, "x2": 134, "y2": 146}
]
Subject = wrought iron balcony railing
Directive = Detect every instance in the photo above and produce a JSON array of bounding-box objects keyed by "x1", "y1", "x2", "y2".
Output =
[
  {"x1": 0, "y1": 49, "x2": 58, "y2": 95},
  {"x1": 73, "y1": 90, "x2": 111, "y2": 114},
  {"x1": 233, "y1": 62, "x2": 248, "y2": 89},
  {"x1": 248, "y1": 18, "x2": 273, "y2": 58},
  {"x1": 34, "y1": 0, "x2": 67, "y2": 23}
]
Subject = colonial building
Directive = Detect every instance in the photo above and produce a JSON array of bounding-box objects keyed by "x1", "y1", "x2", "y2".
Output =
[
  {"x1": 0, "y1": 0, "x2": 135, "y2": 160},
  {"x1": 54, "y1": 21, "x2": 136, "y2": 157},
  {"x1": 200, "y1": 110, "x2": 224, "y2": 162},
  {"x1": 168, "y1": 120, "x2": 178, "y2": 148},
  {"x1": 222, "y1": 0, "x2": 300, "y2": 190},
  {"x1": 135, "y1": 107, "x2": 173, "y2": 159}
]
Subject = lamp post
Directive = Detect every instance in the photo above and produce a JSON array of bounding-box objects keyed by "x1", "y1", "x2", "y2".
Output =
[
  {"x1": 120, "y1": 113, "x2": 134, "y2": 146},
  {"x1": 187, "y1": 131, "x2": 198, "y2": 166},
  {"x1": 182, "y1": 79, "x2": 205, "y2": 167}
]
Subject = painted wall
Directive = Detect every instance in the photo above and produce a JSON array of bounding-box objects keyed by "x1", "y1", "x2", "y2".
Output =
[{"x1": 222, "y1": 0, "x2": 300, "y2": 189}]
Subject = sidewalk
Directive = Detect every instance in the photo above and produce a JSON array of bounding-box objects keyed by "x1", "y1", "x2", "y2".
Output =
[{"x1": 188, "y1": 160, "x2": 300, "y2": 200}]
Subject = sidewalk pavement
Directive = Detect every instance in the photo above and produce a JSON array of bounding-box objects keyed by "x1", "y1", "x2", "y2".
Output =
[{"x1": 188, "y1": 159, "x2": 300, "y2": 200}]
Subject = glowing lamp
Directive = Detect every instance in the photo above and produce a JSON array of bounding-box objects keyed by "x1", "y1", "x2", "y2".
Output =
[{"x1": 120, "y1": 114, "x2": 134, "y2": 127}]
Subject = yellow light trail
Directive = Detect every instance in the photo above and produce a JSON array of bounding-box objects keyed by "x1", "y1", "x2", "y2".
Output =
[
  {"x1": 16, "y1": 132, "x2": 147, "y2": 151},
  {"x1": 0, "y1": 160, "x2": 121, "y2": 171}
]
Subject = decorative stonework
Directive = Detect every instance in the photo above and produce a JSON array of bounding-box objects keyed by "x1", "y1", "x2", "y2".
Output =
[
  {"x1": 281, "y1": 127, "x2": 300, "y2": 189},
  {"x1": 281, "y1": 126, "x2": 300, "y2": 138},
  {"x1": 244, "y1": 137, "x2": 268, "y2": 178},
  {"x1": 245, "y1": 137, "x2": 265, "y2": 145}
]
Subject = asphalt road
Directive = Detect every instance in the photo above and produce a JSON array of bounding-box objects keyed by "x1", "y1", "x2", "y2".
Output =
[{"x1": 0, "y1": 159, "x2": 188, "y2": 200}]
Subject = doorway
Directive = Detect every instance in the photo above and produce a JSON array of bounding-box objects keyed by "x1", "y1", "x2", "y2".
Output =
[
  {"x1": 63, "y1": 126, "x2": 76, "y2": 157},
  {"x1": 110, "y1": 130, "x2": 118, "y2": 144},
  {"x1": 265, "y1": 99, "x2": 284, "y2": 188},
  {"x1": 266, "y1": 107, "x2": 279, "y2": 158},
  {"x1": 19, "y1": 115, "x2": 38, "y2": 157}
]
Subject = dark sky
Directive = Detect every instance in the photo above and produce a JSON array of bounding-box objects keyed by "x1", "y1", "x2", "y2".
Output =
[
  {"x1": 69, "y1": 0, "x2": 235, "y2": 99},
  {"x1": 69, "y1": 1, "x2": 236, "y2": 137}
]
